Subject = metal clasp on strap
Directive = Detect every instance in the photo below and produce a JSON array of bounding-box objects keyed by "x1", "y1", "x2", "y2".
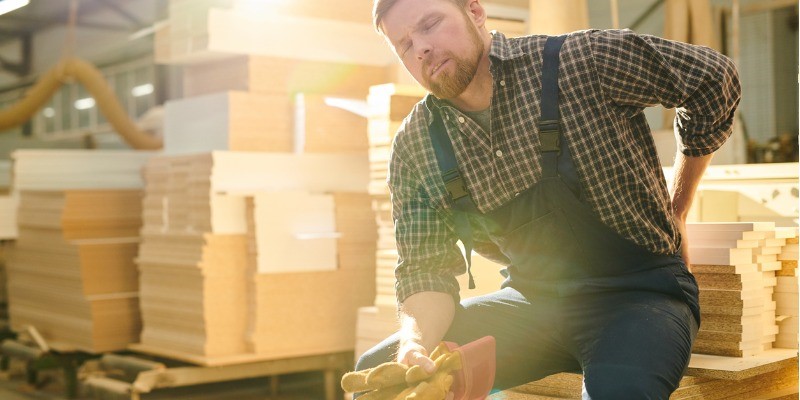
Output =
[
  {"x1": 442, "y1": 168, "x2": 469, "y2": 201},
  {"x1": 538, "y1": 119, "x2": 561, "y2": 153}
]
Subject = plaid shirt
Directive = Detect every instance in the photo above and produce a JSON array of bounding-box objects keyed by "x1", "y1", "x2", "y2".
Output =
[{"x1": 389, "y1": 29, "x2": 741, "y2": 303}]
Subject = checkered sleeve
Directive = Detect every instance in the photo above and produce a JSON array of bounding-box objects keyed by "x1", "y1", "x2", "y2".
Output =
[
  {"x1": 388, "y1": 123, "x2": 465, "y2": 304},
  {"x1": 589, "y1": 29, "x2": 741, "y2": 157}
]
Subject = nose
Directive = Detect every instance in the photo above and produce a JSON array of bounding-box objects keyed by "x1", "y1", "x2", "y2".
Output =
[{"x1": 414, "y1": 38, "x2": 432, "y2": 61}]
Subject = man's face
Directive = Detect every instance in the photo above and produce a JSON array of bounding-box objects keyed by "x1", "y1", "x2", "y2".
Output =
[{"x1": 381, "y1": 0, "x2": 484, "y2": 99}]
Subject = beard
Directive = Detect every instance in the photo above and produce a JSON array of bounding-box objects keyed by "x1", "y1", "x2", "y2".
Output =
[{"x1": 422, "y1": 20, "x2": 484, "y2": 99}]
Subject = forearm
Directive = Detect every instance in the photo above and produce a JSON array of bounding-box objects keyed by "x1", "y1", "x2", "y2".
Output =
[
  {"x1": 670, "y1": 151, "x2": 713, "y2": 217},
  {"x1": 398, "y1": 291, "x2": 455, "y2": 353}
]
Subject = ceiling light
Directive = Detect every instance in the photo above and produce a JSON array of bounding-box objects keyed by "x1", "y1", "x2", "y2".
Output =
[
  {"x1": 74, "y1": 98, "x2": 95, "y2": 110},
  {"x1": 131, "y1": 83, "x2": 154, "y2": 97},
  {"x1": 0, "y1": 0, "x2": 29, "y2": 17}
]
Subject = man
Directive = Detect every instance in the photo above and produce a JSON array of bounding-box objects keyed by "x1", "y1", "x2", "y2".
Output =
[{"x1": 358, "y1": 0, "x2": 740, "y2": 398}]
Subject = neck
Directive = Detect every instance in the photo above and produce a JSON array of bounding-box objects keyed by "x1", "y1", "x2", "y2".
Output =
[{"x1": 447, "y1": 32, "x2": 493, "y2": 112}]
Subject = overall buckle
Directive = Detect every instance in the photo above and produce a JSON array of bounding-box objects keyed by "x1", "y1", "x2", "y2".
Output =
[
  {"x1": 443, "y1": 169, "x2": 469, "y2": 201},
  {"x1": 538, "y1": 120, "x2": 561, "y2": 153}
]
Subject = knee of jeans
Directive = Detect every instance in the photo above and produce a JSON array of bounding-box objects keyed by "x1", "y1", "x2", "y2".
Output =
[
  {"x1": 583, "y1": 365, "x2": 673, "y2": 400},
  {"x1": 355, "y1": 344, "x2": 396, "y2": 372}
]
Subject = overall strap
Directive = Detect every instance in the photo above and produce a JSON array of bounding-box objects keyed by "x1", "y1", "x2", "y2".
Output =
[
  {"x1": 429, "y1": 110, "x2": 478, "y2": 289},
  {"x1": 539, "y1": 35, "x2": 567, "y2": 178}
]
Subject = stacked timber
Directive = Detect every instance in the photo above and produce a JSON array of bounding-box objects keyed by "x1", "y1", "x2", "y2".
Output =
[
  {"x1": 5, "y1": 150, "x2": 154, "y2": 352},
  {"x1": 135, "y1": 152, "x2": 374, "y2": 363},
  {"x1": 495, "y1": 352, "x2": 799, "y2": 399},
  {"x1": 687, "y1": 222, "x2": 787, "y2": 357},
  {"x1": 775, "y1": 229, "x2": 798, "y2": 349},
  {"x1": 156, "y1": 0, "x2": 393, "y2": 66},
  {"x1": 0, "y1": 194, "x2": 16, "y2": 239}
]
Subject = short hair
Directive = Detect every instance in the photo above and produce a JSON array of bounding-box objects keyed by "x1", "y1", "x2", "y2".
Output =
[{"x1": 372, "y1": 0, "x2": 469, "y2": 33}]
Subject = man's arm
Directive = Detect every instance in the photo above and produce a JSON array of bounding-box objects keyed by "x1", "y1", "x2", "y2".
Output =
[
  {"x1": 670, "y1": 151, "x2": 714, "y2": 270},
  {"x1": 397, "y1": 291, "x2": 455, "y2": 372}
]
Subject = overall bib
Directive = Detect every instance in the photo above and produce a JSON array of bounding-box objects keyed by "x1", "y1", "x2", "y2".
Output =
[{"x1": 357, "y1": 36, "x2": 700, "y2": 400}]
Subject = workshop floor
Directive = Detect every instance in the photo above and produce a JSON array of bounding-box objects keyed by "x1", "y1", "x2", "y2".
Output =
[{"x1": 0, "y1": 370, "x2": 329, "y2": 399}]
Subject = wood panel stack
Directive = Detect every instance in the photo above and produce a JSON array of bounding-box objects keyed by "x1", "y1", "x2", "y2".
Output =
[
  {"x1": 5, "y1": 150, "x2": 154, "y2": 352},
  {"x1": 134, "y1": 152, "x2": 374, "y2": 364},
  {"x1": 687, "y1": 222, "x2": 787, "y2": 357},
  {"x1": 242, "y1": 192, "x2": 376, "y2": 359},
  {"x1": 0, "y1": 196, "x2": 15, "y2": 239},
  {"x1": 156, "y1": 0, "x2": 394, "y2": 66},
  {"x1": 775, "y1": 229, "x2": 798, "y2": 349},
  {"x1": 495, "y1": 354, "x2": 799, "y2": 399}
]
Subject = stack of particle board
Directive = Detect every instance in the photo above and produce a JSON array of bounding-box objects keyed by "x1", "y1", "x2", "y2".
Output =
[
  {"x1": 0, "y1": 242, "x2": 7, "y2": 318},
  {"x1": 156, "y1": 0, "x2": 393, "y2": 66},
  {"x1": 11, "y1": 150, "x2": 153, "y2": 190},
  {"x1": 687, "y1": 222, "x2": 786, "y2": 357},
  {"x1": 135, "y1": 151, "x2": 375, "y2": 362},
  {"x1": 137, "y1": 231, "x2": 250, "y2": 357},
  {"x1": 0, "y1": 193, "x2": 16, "y2": 239},
  {"x1": 494, "y1": 352, "x2": 799, "y2": 399},
  {"x1": 4, "y1": 150, "x2": 153, "y2": 352},
  {"x1": 775, "y1": 229, "x2": 798, "y2": 349},
  {"x1": 8, "y1": 190, "x2": 143, "y2": 352},
  {"x1": 243, "y1": 192, "x2": 376, "y2": 358}
]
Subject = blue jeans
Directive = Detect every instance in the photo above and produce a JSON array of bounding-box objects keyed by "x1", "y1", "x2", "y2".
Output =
[{"x1": 356, "y1": 272, "x2": 698, "y2": 400}]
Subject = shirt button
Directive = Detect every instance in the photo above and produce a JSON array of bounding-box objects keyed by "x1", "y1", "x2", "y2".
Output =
[
  {"x1": 495, "y1": 150, "x2": 503, "y2": 157},
  {"x1": 445, "y1": 114, "x2": 450, "y2": 120},
  {"x1": 500, "y1": 80, "x2": 506, "y2": 86},
  {"x1": 515, "y1": 192, "x2": 520, "y2": 197},
  {"x1": 458, "y1": 116, "x2": 466, "y2": 123}
]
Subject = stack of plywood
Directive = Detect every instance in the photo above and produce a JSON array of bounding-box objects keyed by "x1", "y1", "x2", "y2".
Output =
[
  {"x1": 8, "y1": 190, "x2": 143, "y2": 353},
  {"x1": 4, "y1": 150, "x2": 153, "y2": 352},
  {"x1": 242, "y1": 192, "x2": 376, "y2": 358},
  {"x1": 495, "y1": 352, "x2": 799, "y2": 399},
  {"x1": 687, "y1": 222, "x2": 787, "y2": 357},
  {"x1": 0, "y1": 242, "x2": 8, "y2": 318},
  {"x1": 775, "y1": 229, "x2": 798, "y2": 349},
  {"x1": 156, "y1": 0, "x2": 393, "y2": 66},
  {"x1": 134, "y1": 152, "x2": 375, "y2": 363},
  {"x1": 0, "y1": 194, "x2": 16, "y2": 239}
]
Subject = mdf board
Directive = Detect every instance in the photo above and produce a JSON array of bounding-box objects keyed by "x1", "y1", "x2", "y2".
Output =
[
  {"x1": 249, "y1": 191, "x2": 337, "y2": 274},
  {"x1": 137, "y1": 233, "x2": 250, "y2": 358},
  {"x1": 17, "y1": 190, "x2": 143, "y2": 240},
  {"x1": 494, "y1": 356, "x2": 799, "y2": 400},
  {"x1": 12, "y1": 234, "x2": 139, "y2": 296},
  {"x1": 247, "y1": 268, "x2": 374, "y2": 357},
  {"x1": 164, "y1": 91, "x2": 293, "y2": 154},
  {"x1": 182, "y1": 55, "x2": 390, "y2": 98},
  {"x1": 141, "y1": 152, "x2": 369, "y2": 235},
  {"x1": 242, "y1": 193, "x2": 376, "y2": 358},
  {"x1": 0, "y1": 194, "x2": 17, "y2": 239},
  {"x1": 7, "y1": 248, "x2": 140, "y2": 354},
  {"x1": 6, "y1": 189, "x2": 144, "y2": 353},
  {"x1": 11, "y1": 150, "x2": 155, "y2": 190},
  {"x1": 295, "y1": 94, "x2": 369, "y2": 153},
  {"x1": 160, "y1": 6, "x2": 393, "y2": 66}
]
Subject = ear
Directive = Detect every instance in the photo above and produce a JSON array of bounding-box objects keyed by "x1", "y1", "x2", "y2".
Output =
[{"x1": 466, "y1": 0, "x2": 487, "y2": 28}]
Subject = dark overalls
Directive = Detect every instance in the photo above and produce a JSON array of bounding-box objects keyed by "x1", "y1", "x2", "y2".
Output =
[{"x1": 357, "y1": 36, "x2": 700, "y2": 400}]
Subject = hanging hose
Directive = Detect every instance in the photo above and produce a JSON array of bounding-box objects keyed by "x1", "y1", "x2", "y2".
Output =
[
  {"x1": 0, "y1": 0, "x2": 162, "y2": 150},
  {"x1": 0, "y1": 57, "x2": 163, "y2": 150}
]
